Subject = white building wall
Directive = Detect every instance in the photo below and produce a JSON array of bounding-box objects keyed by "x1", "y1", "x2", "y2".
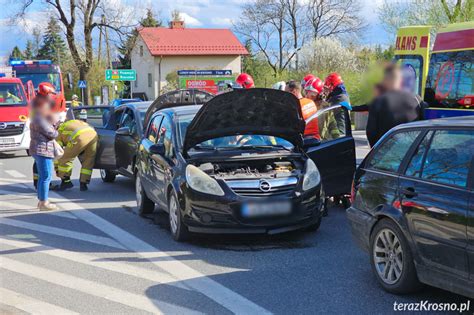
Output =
[{"x1": 130, "y1": 36, "x2": 155, "y2": 100}]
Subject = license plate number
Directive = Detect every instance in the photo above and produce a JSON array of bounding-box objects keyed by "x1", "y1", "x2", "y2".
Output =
[
  {"x1": 242, "y1": 201, "x2": 291, "y2": 218},
  {"x1": 0, "y1": 138, "x2": 14, "y2": 144}
]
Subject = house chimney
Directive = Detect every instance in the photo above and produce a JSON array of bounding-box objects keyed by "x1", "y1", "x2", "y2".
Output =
[{"x1": 170, "y1": 20, "x2": 185, "y2": 29}]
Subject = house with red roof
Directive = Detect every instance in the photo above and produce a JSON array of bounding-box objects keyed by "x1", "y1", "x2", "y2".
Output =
[{"x1": 131, "y1": 21, "x2": 248, "y2": 99}]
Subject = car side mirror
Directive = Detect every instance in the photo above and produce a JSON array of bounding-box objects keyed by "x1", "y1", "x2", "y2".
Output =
[
  {"x1": 150, "y1": 143, "x2": 165, "y2": 155},
  {"x1": 116, "y1": 126, "x2": 131, "y2": 136}
]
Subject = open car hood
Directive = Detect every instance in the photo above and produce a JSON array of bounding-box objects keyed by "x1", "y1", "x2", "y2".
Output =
[
  {"x1": 143, "y1": 89, "x2": 214, "y2": 127},
  {"x1": 183, "y1": 88, "x2": 305, "y2": 154}
]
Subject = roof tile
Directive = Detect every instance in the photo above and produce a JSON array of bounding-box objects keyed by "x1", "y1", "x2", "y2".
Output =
[{"x1": 138, "y1": 27, "x2": 249, "y2": 56}]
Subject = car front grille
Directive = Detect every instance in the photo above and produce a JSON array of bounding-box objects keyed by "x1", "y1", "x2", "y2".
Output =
[
  {"x1": 226, "y1": 177, "x2": 298, "y2": 197},
  {"x1": 0, "y1": 122, "x2": 25, "y2": 137}
]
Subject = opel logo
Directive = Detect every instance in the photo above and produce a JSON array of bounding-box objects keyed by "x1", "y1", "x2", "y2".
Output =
[
  {"x1": 0, "y1": 123, "x2": 6, "y2": 130},
  {"x1": 259, "y1": 180, "x2": 271, "y2": 192}
]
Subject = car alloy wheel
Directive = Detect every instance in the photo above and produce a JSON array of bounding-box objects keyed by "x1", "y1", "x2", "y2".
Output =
[
  {"x1": 169, "y1": 195, "x2": 179, "y2": 235},
  {"x1": 373, "y1": 228, "x2": 403, "y2": 285}
]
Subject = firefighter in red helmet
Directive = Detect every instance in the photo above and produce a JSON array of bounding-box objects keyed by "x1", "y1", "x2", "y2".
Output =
[
  {"x1": 304, "y1": 77, "x2": 324, "y2": 104},
  {"x1": 235, "y1": 73, "x2": 255, "y2": 89},
  {"x1": 324, "y1": 72, "x2": 351, "y2": 134},
  {"x1": 305, "y1": 77, "x2": 340, "y2": 141}
]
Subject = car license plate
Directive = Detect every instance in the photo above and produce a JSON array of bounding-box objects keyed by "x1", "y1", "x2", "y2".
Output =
[
  {"x1": 0, "y1": 138, "x2": 14, "y2": 144},
  {"x1": 242, "y1": 201, "x2": 291, "y2": 218}
]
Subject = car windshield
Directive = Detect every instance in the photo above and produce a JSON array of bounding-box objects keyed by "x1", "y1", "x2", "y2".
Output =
[
  {"x1": 0, "y1": 83, "x2": 27, "y2": 106},
  {"x1": 17, "y1": 73, "x2": 61, "y2": 92},
  {"x1": 177, "y1": 114, "x2": 293, "y2": 150}
]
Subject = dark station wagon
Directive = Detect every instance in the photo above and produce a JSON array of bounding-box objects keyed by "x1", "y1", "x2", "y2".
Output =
[{"x1": 347, "y1": 116, "x2": 474, "y2": 298}]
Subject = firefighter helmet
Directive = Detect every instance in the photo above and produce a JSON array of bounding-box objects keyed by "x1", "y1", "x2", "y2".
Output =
[
  {"x1": 324, "y1": 73, "x2": 343, "y2": 92},
  {"x1": 235, "y1": 73, "x2": 255, "y2": 89},
  {"x1": 38, "y1": 82, "x2": 56, "y2": 96}
]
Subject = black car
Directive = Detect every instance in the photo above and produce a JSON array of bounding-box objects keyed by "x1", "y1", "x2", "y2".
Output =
[
  {"x1": 347, "y1": 116, "x2": 474, "y2": 298},
  {"x1": 68, "y1": 89, "x2": 214, "y2": 183},
  {"x1": 135, "y1": 88, "x2": 356, "y2": 241},
  {"x1": 68, "y1": 102, "x2": 152, "y2": 182}
]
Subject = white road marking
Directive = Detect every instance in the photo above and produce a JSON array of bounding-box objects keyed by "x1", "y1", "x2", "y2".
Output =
[
  {"x1": 64, "y1": 206, "x2": 271, "y2": 314},
  {"x1": 1, "y1": 176, "x2": 271, "y2": 314},
  {"x1": 5, "y1": 170, "x2": 26, "y2": 178},
  {"x1": 1, "y1": 257, "x2": 202, "y2": 315},
  {"x1": 0, "y1": 218, "x2": 125, "y2": 250},
  {"x1": 0, "y1": 237, "x2": 191, "y2": 291},
  {"x1": 0, "y1": 287, "x2": 79, "y2": 315}
]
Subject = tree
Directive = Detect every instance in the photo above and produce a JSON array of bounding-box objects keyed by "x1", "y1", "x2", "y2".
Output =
[
  {"x1": 10, "y1": 46, "x2": 24, "y2": 60},
  {"x1": 15, "y1": 0, "x2": 133, "y2": 104},
  {"x1": 32, "y1": 28, "x2": 41, "y2": 57},
  {"x1": 305, "y1": 0, "x2": 365, "y2": 39},
  {"x1": 235, "y1": 0, "x2": 295, "y2": 76},
  {"x1": 235, "y1": 0, "x2": 366, "y2": 76},
  {"x1": 118, "y1": 8, "x2": 161, "y2": 69},
  {"x1": 299, "y1": 36, "x2": 360, "y2": 75},
  {"x1": 378, "y1": 0, "x2": 474, "y2": 35},
  {"x1": 24, "y1": 40, "x2": 35, "y2": 59},
  {"x1": 37, "y1": 16, "x2": 67, "y2": 63}
]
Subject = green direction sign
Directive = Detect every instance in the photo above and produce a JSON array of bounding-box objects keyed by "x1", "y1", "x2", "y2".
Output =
[{"x1": 105, "y1": 69, "x2": 136, "y2": 81}]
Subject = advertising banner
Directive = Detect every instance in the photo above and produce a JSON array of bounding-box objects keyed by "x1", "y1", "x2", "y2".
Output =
[{"x1": 179, "y1": 76, "x2": 234, "y2": 94}]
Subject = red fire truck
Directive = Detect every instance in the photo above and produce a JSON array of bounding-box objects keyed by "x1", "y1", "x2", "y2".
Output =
[
  {"x1": 11, "y1": 60, "x2": 66, "y2": 113},
  {"x1": 0, "y1": 77, "x2": 31, "y2": 154}
]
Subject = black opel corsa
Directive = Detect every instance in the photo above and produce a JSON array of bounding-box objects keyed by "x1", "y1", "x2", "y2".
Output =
[
  {"x1": 135, "y1": 89, "x2": 324, "y2": 241},
  {"x1": 347, "y1": 116, "x2": 474, "y2": 298}
]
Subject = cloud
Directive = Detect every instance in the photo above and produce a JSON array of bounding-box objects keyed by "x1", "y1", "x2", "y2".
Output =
[
  {"x1": 180, "y1": 12, "x2": 202, "y2": 26},
  {"x1": 211, "y1": 17, "x2": 233, "y2": 27}
]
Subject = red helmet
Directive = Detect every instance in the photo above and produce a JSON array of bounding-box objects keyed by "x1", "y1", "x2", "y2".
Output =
[
  {"x1": 38, "y1": 82, "x2": 56, "y2": 96},
  {"x1": 324, "y1": 73, "x2": 343, "y2": 92},
  {"x1": 236, "y1": 73, "x2": 255, "y2": 89},
  {"x1": 301, "y1": 74, "x2": 315, "y2": 87},
  {"x1": 304, "y1": 77, "x2": 324, "y2": 95}
]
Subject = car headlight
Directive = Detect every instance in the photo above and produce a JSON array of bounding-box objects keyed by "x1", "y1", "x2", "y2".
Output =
[
  {"x1": 302, "y1": 159, "x2": 321, "y2": 191},
  {"x1": 185, "y1": 165, "x2": 225, "y2": 196}
]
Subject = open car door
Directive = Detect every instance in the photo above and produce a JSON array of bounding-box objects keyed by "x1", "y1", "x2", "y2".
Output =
[
  {"x1": 66, "y1": 106, "x2": 118, "y2": 170},
  {"x1": 304, "y1": 105, "x2": 356, "y2": 197}
]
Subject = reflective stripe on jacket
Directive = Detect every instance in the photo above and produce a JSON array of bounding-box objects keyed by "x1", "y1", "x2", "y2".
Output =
[{"x1": 57, "y1": 120, "x2": 96, "y2": 148}]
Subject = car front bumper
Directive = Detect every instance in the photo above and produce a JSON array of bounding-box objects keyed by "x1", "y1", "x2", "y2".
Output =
[
  {"x1": 346, "y1": 206, "x2": 377, "y2": 252},
  {"x1": 181, "y1": 185, "x2": 323, "y2": 235},
  {"x1": 0, "y1": 132, "x2": 30, "y2": 153}
]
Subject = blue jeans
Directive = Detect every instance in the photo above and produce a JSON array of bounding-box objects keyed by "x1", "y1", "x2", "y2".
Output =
[{"x1": 33, "y1": 155, "x2": 53, "y2": 201}]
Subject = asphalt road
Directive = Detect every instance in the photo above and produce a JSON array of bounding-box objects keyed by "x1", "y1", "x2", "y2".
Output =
[{"x1": 0, "y1": 141, "x2": 471, "y2": 314}]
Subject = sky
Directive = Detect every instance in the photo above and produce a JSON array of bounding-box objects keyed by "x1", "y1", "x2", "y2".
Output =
[{"x1": 0, "y1": 0, "x2": 391, "y2": 62}]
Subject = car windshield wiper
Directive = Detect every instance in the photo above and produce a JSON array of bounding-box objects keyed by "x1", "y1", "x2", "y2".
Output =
[
  {"x1": 233, "y1": 145, "x2": 292, "y2": 152},
  {"x1": 192, "y1": 144, "x2": 217, "y2": 151}
]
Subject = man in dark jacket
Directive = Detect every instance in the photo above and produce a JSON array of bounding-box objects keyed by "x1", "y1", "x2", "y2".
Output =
[
  {"x1": 324, "y1": 73, "x2": 352, "y2": 134},
  {"x1": 366, "y1": 64, "x2": 423, "y2": 147}
]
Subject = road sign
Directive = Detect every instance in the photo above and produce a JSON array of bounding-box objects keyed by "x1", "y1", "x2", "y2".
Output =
[
  {"x1": 177, "y1": 70, "x2": 232, "y2": 76},
  {"x1": 105, "y1": 69, "x2": 136, "y2": 81},
  {"x1": 78, "y1": 80, "x2": 87, "y2": 89}
]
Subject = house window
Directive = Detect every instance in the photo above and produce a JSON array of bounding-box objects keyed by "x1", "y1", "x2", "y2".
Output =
[
  {"x1": 148, "y1": 73, "x2": 152, "y2": 88},
  {"x1": 139, "y1": 45, "x2": 143, "y2": 57}
]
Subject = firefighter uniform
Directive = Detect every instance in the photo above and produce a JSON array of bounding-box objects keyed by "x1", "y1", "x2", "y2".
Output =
[{"x1": 56, "y1": 119, "x2": 97, "y2": 188}]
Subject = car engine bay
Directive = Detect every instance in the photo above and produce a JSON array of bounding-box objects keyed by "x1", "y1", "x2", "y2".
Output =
[{"x1": 196, "y1": 158, "x2": 303, "y2": 180}]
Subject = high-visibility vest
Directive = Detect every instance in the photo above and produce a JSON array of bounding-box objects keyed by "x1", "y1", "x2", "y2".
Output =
[{"x1": 299, "y1": 98, "x2": 319, "y2": 139}]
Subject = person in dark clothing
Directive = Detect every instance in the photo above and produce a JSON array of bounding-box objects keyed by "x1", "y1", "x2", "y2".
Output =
[
  {"x1": 324, "y1": 73, "x2": 351, "y2": 134},
  {"x1": 366, "y1": 64, "x2": 423, "y2": 147}
]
